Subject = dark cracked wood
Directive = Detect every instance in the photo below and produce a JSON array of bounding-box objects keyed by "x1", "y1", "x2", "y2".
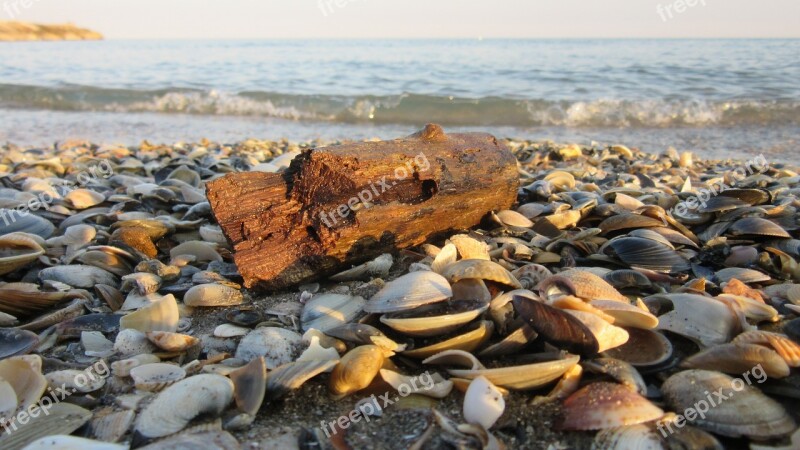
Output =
[{"x1": 206, "y1": 124, "x2": 519, "y2": 291}]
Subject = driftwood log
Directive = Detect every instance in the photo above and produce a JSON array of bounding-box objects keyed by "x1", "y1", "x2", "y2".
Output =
[{"x1": 207, "y1": 124, "x2": 519, "y2": 290}]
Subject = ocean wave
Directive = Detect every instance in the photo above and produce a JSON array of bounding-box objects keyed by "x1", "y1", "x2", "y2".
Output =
[{"x1": 1, "y1": 84, "x2": 799, "y2": 128}]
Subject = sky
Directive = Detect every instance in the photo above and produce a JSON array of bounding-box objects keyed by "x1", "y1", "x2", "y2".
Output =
[{"x1": 2, "y1": 0, "x2": 799, "y2": 39}]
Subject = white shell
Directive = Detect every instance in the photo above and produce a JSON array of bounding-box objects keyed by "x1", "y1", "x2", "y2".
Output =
[
  {"x1": 365, "y1": 271, "x2": 452, "y2": 313},
  {"x1": 463, "y1": 375, "x2": 505, "y2": 429},
  {"x1": 38, "y1": 265, "x2": 117, "y2": 289},
  {"x1": 379, "y1": 369, "x2": 453, "y2": 399},
  {"x1": 45, "y1": 369, "x2": 106, "y2": 393},
  {"x1": 114, "y1": 329, "x2": 158, "y2": 357},
  {"x1": 650, "y1": 294, "x2": 737, "y2": 347},
  {"x1": 213, "y1": 324, "x2": 250, "y2": 338},
  {"x1": 296, "y1": 336, "x2": 340, "y2": 371},
  {"x1": 21, "y1": 435, "x2": 127, "y2": 450},
  {"x1": 119, "y1": 294, "x2": 179, "y2": 333},
  {"x1": 145, "y1": 331, "x2": 199, "y2": 352},
  {"x1": 129, "y1": 363, "x2": 186, "y2": 391},
  {"x1": 111, "y1": 353, "x2": 161, "y2": 377},
  {"x1": 301, "y1": 293, "x2": 365, "y2": 332},
  {"x1": 134, "y1": 374, "x2": 234, "y2": 438},
  {"x1": 184, "y1": 283, "x2": 243, "y2": 307},
  {"x1": 235, "y1": 327, "x2": 302, "y2": 369},
  {"x1": 81, "y1": 331, "x2": 114, "y2": 357}
]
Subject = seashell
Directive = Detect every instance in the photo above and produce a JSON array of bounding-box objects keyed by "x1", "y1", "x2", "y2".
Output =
[
  {"x1": 732, "y1": 330, "x2": 800, "y2": 367},
  {"x1": 0, "y1": 210, "x2": 55, "y2": 239},
  {"x1": 601, "y1": 236, "x2": 691, "y2": 273},
  {"x1": 512, "y1": 264, "x2": 553, "y2": 290},
  {"x1": 380, "y1": 301, "x2": 488, "y2": 337},
  {"x1": 541, "y1": 209, "x2": 582, "y2": 230},
  {"x1": 214, "y1": 324, "x2": 250, "y2": 338},
  {"x1": 89, "y1": 409, "x2": 136, "y2": 443},
  {"x1": 422, "y1": 350, "x2": 485, "y2": 370},
  {"x1": 716, "y1": 293, "x2": 778, "y2": 323},
  {"x1": 729, "y1": 217, "x2": 790, "y2": 238},
  {"x1": 431, "y1": 243, "x2": 458, "y2": 274},
  {"x1": 114, "y1": 329, "x2": 158, "y2": 357},
  {"x1": 169, "y1": 241, "x2": 222, "y2": 263},
  {"x1": 199, "y1": 224, "x2": 227, "y2": 244},
  {"x1": 0, "y1": 311, "x2": 17, "y2": 326},
  {"x1": 603, "y1": 328, "x2": 673, "y2": 371},
  {"x1": 646, "y1": 294, "x2": 737, "y2": 348},
  {"x1": 516, "y1": 202, "x2": 548, "y2": 219},
  {"x1": 441, "y1": 259, "x2": 522, "y2": 289},
  {"x1": 329, "y1": 345, "x2": 385, "y2": 397},
  {"x1": 583, "y1": 357, "x2": 646, "y2": 396},
  {"x1": 662, "y1": 370, "x2": 796, "y2": 439},
  {"x1": 463, "y1": 376, "x2": 504, "y2": 429},
  {"x1": 380, "y1": 369, "x2": 453, "y2": 399},
  {"x1": 514, "y1": 296, "x2": 601, "y2": 355},
  {"x1": 38, "y1": 265, "x2": 118, "y2": 289},
  {"x1": 229, "y1": 357, "x2": 267, "y2": 416},
  {"x1": 296, "y1": 335, "x2": 340, "y2": 368},
  {"x1": 0, "y1": 232, "x2": 45, "y2": 275},
  {"x1": 0, "y1": 357, "x2": 47, "y2": 416},
  {"x1": 183, "y1": 283, "x2": 244, "y2": 307},
  {"x1": 0, "y1": 328, "x2": 39, "y2": 359},
  {"x1": 323, "y1": 323, "x2": 401, "y2": 353},
  {"x1": 451, "y1": 279, "x2": 491, "y2": 303},
  {"x1": 146, "y1": 331, "x2": 200, "y2": 352},
  {"x1": 602, "y1": 269, "x2": 652, "y2": 290},
  {"x1": 301, "y1": 293, "x2": 365, "y2": 332},
  {"x1": 134, "y1": 374, "x2": 234, "y2": 439},
  {"x1": 110, "y1": 227, "x2": 157, "y2": 258},
  {"x1": 715, "y1": 267, "x2": 771, "y2": 284},
  {"x1": 558, "y1": 382, "x2": 664, "y2": 430},
  {"x1": 111, "y1": 354, "x2": 161, "y2": 378},
  {"x1": 592, "y1": 424, "x2": 664, "y2": 450},
  {"x1": 0, "y1": 403, "x2": 92, "y2": 450},
  {"x1": 613, "y1": 193, "x2": 645, "y2": 211},
  {"x1": 364, "y1": 271, "x2": 452, "y2": 314},
  {"x1": 81, "y1": 331, "x2": 114, "y2": 358},
  {"x1": 130, "y1": 363, "x2": 187, "y2": 391},
  {"x1": 45, "y1": 368, "x2": 106, "y2": 393},
  {"x1": 224, "y1": 308, "x2": 262, "y2": 327},
  {"x1": 565, "y1": 310, "x2": 629, "y2": 353},
  {"x1": 448, "y1": 234, "x2": 491, "y2": 260},
  {"x1": 494, "y1": 210, "x2": 533, "y2": 228},
  {"x1": 120, "y1": 292, "x2": 164, "y2": 311},
  {"x1": 120, "y1": 294, "x2": 179, "y2": 333},
  {"x1": 77, "y1": 249, "x2": 134, "y2": 278},
  {"x1": 235, "y1": 327, "x2": 302, "y2": 369},
  {"x1": 478, "y1": 323, "x2": 538, "y2": 358},
  {"x1": 588, "y1": 300, "x2": 659, "y2": 329},
  {"x1": 402, "y1": 320, "x2": 494, "y2": 359},
  {"x1": 539, "y1": 268, "x2": 628, "y2": 302},
  {"x1": 265, "y1": 359, "x2": 337, "y2": 401},
  {"x1": 64, "y1": 188, "x2": 105, "y2": 209},
  {"x1": 136, "y1": 430, "x2": 239, "y2": 450},
  {"x1": 329, "y1": 253, "x2": 393, "y2": 282},
  {"x1": 599, "y1": 213, "x2": 664, "y2": 235},
  {"x1": 680, "y1": 343, "x2": 790, "y2": 378},
  {"x1": 449, "y1": 354, "x2": 580, "y2": 391},
  {"x1": 135, "y1": 259, "x2": 181, "y2": 281},
  {"x1": 120, "y1": 272, "x2": 161, "y2": 296}
]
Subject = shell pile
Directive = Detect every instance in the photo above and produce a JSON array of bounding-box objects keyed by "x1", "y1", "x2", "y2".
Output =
[{"x1": 1, "y1": 138, "x2": 799, "y2": 449}]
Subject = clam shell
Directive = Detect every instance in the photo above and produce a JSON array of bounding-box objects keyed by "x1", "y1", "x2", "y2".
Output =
[
  {"x1": 495, "y1": 210, "x2": 534, "y2": 228},
  {"x1": 235, "y1": 327, "x2": 301, "y2": 369},
  {"x1": 599, "y1": 213, "x2": 664, "y2": 234},
  {"x1": 380, "y1": 301, "x2": 488, "y2": 337},
  {"x1": 38, "y1": 265, "x2": 118, "y2": 289},
  {"x1": 81, "y1": 331, "x2": 114, "y2": 357},
  {"x1": 592, "y1": 424, "x2": 664, "y2": 450},
  {"x1": 565, "y1": 310, "x2": 629, "y2": 353},
  {"x1": 45, "y1": 368, "x2": 106, "y2": 393},
  {"x1": 449, "y1": 234, "x2": 491, "y2": 260},
  {"x1": 589, "y1": 300, "x2": 659, "y2": 329},
  {"x1": 442, "y1": 259, "x2": 522, "y2": 289},
  {"x1": 729, "y1": 217, "x2": 790, "y2": 238},
  {"x1": 111, "y1": 354, "x2": 161, "y2": 378},
  {"x1": 146, "y1": 331, "x2": 199, "y2": 352},
  {"x1": 119, "y1": 294, "x2": 179, "y2": 333},
  {"x1": 114, "y1": 329, "x2": 158, "y2": 357},
  {"x1": 680, "y1": 343, "x2": 790, "y2": 378},
  {"x1": 380, "y1": 369, "x2": 453, "y2": 399},
  {"x1": 402, "y1": 320, "x2": 494, "y2": 359},
  {"x1": 540, "y1": 269, "x2": 628, "y2": 302},
  {"x1": 213, "y1": 324, "x2": 250, "y2": 338},
  {"x1": 602, "y1": 328, "x2": 673, "y2": 371},
  {"x1": 64, "y1": 188, "x2": 105, "y2": 209},
  {"x1": 184, "y1": 283, "x2": 244, "y2": 307},
  {"x1": 229, "y1": 357, "x2": 267, "y2": 416},
  {"x1": 0, "y1": 403, "x2": 92, "y2": 450},
  {"x1": 0, "y1": 357, "x2": 47, "y2": 417},
  {"x1": 329, "y1": 253, "x2": 393, "y2": 282},
  {"x1": 732, "y1": 330, "x2": 800, "y2": 367},
  {"x1": 121, "y1": 272, "x2": 161, "y2": 295},
  {"x1": 329, "y1": 345, "x2": 385, "y2": 397},
  {"x1": 559, "y1": 382, "x2": 664, "y2": 430},
  {"x1": 422, "y1": 350, "x2": 485, "y2": 370},
  {"x1": 0, "y1": 232, "x2": 45, "y2": 276},
  {"x1": 662, "y1": 370, "x2": 796, "y2": 439},
  {"x1": 0, "y1": 328, "x2": 39, "y2": 359},
  {"x1": 601, "y1": 236, "x2": 690, "y2": 273},
  {"x1": 265, "y1": 359, "x2": 337, "y2": 401},
  {"x1": 0, "y1": 210, "x2": 55, "y2": 239},
  {"x1": 364, "y1": 271, "x2": 452, "y2": 314},
  {"x1": 134, "y1": 374, "x2": 234, "y2": 439},
  {"x1": 130, "y1": 363, "x2": 187, "y2": 391},
  {"x1": 301, "y1": 293, "x2": 365, "y2": 332},
  {"x1": 449, "y1": 354, "x2": 580, "y2": 391},
  {"x1": 715, "y1": 267, "x2": 771, "y2": 284},
  {"x1": 89, "y1": 408, "x2": 136, "y2": 444},
  {"x1": 646, "y1": 294, "x2": 737, "y2": 348},
  {"x1": 513, "y1": 296, "x2": 599, "y2": 355},
  {"x1": 169, "y1": 241, "x2": 222, "y2": 263},
  {"x1": 431, "y1": 243, "x2": 458, "y2": 274}
]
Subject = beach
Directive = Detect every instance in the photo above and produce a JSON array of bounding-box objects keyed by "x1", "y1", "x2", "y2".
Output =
[{"x1": 1, "y1": 133, "x2": 798, "y2": 449}]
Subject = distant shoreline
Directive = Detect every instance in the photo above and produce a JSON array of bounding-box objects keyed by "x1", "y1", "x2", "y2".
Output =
[{"x1": 0, "y1": 21, "x2": 102, "y2": 41}]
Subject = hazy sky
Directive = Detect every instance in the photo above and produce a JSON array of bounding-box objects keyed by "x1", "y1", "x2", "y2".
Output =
[{"x1": 4, "y1": 0, "x2": 799, "y2": 39}]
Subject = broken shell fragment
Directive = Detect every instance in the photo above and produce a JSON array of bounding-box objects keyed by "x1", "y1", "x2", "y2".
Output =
[
  {"x1": 229, "y1": 357, "x2": 267, "y2": 415},
  {"x1": 119, "y1": 294, "x2": 180, "y2": 333},
  {"x1": 463, "y1": 376, "x2": 504, "y2": 429},
  {"x1": 647, "y1": 294, "x2": 737, "y2": 348},
  {"x1": 266, "y1": 359, "x2": 337, "y2": 401}
]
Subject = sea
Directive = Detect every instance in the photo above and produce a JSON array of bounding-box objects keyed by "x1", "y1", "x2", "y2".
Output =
[{"x1": 1, "y1": 39, "x2": 798, "y2": 163}]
